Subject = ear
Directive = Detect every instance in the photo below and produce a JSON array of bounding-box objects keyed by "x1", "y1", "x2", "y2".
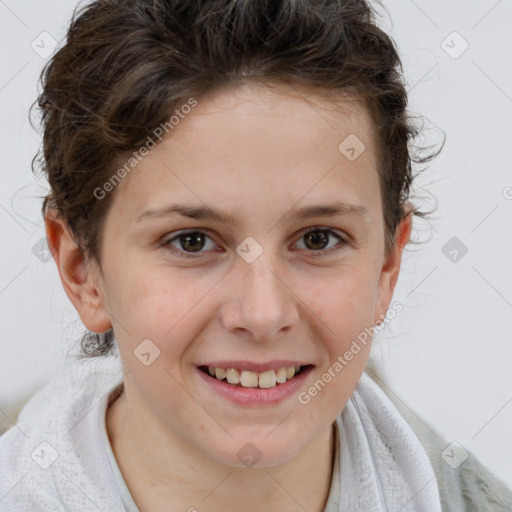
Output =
[
  {"x1": 45, "y1": 209, "x2": 112, "y2": 333},
  {"x1": 373, "y1": 206, "x2": 413, "y2": 325}
]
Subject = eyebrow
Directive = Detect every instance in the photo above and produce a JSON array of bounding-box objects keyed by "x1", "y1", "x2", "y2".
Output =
[{"x1": 136, "y1": 201, "x2": 370, "y2": 225}]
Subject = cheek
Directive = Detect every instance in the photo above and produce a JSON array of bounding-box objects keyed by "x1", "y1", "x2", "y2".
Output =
[
  {"x1": 306, "y1": 265, "x2": 377, "y2": 337},
  {"x1": 112, "y1": 271, "x2": 208, "y2": 421},
  {"x1": 300, "y1": 267, "x2": 376, "y2": 406},
  {"x1": 115, "y1": 267, "x2": 220, "y2": 359}
]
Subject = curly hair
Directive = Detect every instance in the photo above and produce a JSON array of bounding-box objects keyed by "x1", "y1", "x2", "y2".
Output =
[{"x1": 31, "y1": 0, "x2": 444, "y2": 358}]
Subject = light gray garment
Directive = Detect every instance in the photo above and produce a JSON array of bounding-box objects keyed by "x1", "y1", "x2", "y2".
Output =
[
  {"x1": 100, "y1": 382, "x2": 140, "y2": 512},
  {"x1": 364, "y1": 361, "x2": 512, "y2": 512}
]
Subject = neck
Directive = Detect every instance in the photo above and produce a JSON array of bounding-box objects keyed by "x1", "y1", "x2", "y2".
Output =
[{"x1": 106, "y1": 384, "x2": 336, "y2": 512}]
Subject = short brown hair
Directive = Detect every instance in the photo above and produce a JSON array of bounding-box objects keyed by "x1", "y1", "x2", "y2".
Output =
[{"x1": 32, "y1": 0, "x2": 444, "y2": 357}]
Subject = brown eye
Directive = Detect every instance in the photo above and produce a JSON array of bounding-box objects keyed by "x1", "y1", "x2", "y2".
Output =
[
  {"x1": 162, "y1": 230, "x2": 216, "y2": 258},
  {"x1": 303, "y1": 230, "x2": 330, "y2": 250},
  {"x1": 179, "y1": 232, "x2": 206, "y2": 252},
  {"x1": 295, "y1": 227, "x2": 347, "y2": 256}
]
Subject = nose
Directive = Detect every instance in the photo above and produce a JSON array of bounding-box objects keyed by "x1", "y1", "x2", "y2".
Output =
[{"x1": 219, "y1": 253, "x2": 300, "y2": 342}]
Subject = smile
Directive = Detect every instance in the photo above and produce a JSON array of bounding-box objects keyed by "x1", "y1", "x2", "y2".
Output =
[{"x1": 199, "y1": 365, "x2": 311, "y2": 389}]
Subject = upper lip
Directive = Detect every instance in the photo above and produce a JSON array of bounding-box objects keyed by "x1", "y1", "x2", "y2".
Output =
[{"x1": 198, "y1": 360, "x2": 313, "y2": 373}]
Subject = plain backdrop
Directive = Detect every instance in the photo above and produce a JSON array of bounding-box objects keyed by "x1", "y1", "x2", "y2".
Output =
[{"x1": 1, "y1": 0, "x2": 511, "y2": 489}]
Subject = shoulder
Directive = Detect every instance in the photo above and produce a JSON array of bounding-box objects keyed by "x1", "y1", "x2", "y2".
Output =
[
  {"x1": 365, "y1": 359, "x2": 512, "y2": 512},
  {"x1": 0, "y1": 356, "x2": 125, "y2": 511}
]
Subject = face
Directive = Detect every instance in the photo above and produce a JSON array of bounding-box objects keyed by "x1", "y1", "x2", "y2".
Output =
[{"x1": 49, "y1": 82, "x2": 411, "y2": 468}]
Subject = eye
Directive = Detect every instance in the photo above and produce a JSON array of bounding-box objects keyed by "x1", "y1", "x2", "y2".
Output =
[
  {"x1": 161, "y1": 230, "x2": 217, "y2": 259},
  {"x1": 294, "y1": 226, "x2": 348, "y2": 256}
]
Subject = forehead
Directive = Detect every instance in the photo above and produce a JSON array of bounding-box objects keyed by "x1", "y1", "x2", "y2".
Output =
[
  {"x1": 171, "y1": 81, "x2": 376, "y2": 150},
  {"x1": 112, "y1": 82, "x2": 380, "y2": 224}
]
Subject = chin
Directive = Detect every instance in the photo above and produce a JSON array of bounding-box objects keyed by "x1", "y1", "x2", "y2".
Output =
[{"x1": 205, "y1": 436, "x2": 303, "y2": 469}]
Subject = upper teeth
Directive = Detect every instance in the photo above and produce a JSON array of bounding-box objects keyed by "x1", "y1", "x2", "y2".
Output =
[{"x1": 208, "y1": 365, "x2": 301, "y2": 389}]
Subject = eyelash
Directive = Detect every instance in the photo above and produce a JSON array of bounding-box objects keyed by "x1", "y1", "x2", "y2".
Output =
[{"x1": 160, "y1": 226, "x2": 349, "y2": 260}]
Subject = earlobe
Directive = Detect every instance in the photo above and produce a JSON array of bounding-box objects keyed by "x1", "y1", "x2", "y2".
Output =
[{"x1": 44, "y1": 210, "x2": 112, "y2": 334}]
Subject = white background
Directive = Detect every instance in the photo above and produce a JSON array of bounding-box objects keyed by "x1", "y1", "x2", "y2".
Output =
[{"x1": 0, "y1": 0, "x2": 511, "y2": 489}]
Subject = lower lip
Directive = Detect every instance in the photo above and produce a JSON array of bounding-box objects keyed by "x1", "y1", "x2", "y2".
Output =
[{"x1": 196, "y1": 366, "x2": 314, "y2": 406}]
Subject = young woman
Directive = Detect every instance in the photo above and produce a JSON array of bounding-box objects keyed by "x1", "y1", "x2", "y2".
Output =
[{"x1": 1, "y1": 0, "x2": 511, "y2": 510}]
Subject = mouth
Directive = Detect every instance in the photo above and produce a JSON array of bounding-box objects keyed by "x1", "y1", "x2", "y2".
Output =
[{"x1": 197, "y1": 364, "x2": 314, "y2": 389}]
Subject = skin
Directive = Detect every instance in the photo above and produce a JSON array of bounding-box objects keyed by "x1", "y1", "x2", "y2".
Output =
[{"x1": 45, "y1": 82, "x2": 412, "y2": 512}]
